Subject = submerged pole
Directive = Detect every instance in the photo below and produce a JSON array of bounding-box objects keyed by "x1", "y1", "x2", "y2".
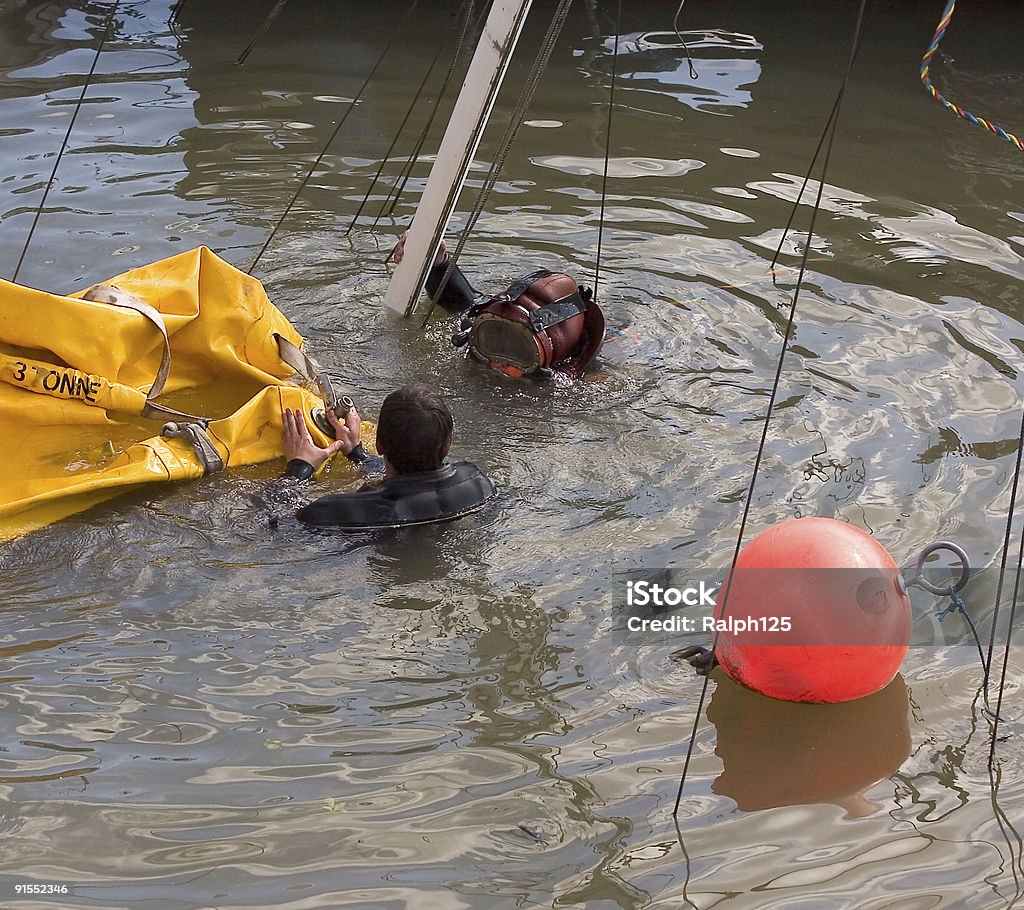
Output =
[{"x1": 383, "y1": 0, "x2": 533, "y2": 316}]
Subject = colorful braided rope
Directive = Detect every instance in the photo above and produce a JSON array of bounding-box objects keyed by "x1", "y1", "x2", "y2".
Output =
[{"x1": 920, "y1": 0, "x2": 1023, "y2": 151}]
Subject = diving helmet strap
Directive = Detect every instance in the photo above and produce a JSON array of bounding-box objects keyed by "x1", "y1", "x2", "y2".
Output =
[
  {"x1": 459, "y1": 270, "x2": 555, "y2": 327},
  {"x1": 528, "y1": 291, "x2": 588, "y2": 332},
  {"x1": 496, "y1": 269, "x2": 552, "y2": 303}
]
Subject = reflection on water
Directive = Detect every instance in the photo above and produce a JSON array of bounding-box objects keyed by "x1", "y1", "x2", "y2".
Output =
[
  {"x1": 708, "y1": 674, "x2": 912, "y2": 817},
  {"x1": 1, "y1": 0, "x2": 1023, "y2": 907},
  {"x1": 582, "y1": 29, "x2": 762, "y2": 114}
]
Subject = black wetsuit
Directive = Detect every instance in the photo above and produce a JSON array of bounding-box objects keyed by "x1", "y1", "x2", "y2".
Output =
[
  {"x1": 281, "y1": 444, "x2": 495, "y2": 531},
  {"x1": 426, "y1": 258, "x2": 479, "y2": 313}
]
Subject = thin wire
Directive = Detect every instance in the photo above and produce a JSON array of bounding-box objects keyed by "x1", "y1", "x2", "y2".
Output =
[
  {"x1": 673, "y1": 0, "x2": 869, "y2": 817},
  {"x1": 988, "y1": 485, "x2": 1024, "y2": 763},
  {"x1": 236, "y1": 0, "x2": 288, "y2": 66},
  {"x1": 378, "y1": 0, "x2": 484, "y2": 224},
  {"x1": 671, "y1": 0, "x2": 698, "y2": 80},
  {"x1": 346, "y1": 37, "x2": 446, "y2": 234},
  {"x1": 769, "y1": 91, "x2": 843, "y2": 277},
  {"x1": 770, "y1": 25, "x2": 866, "y2": 277},
  {"x1": 346, "y1": 0, "x2": 469, "y2": 235},
  {"x1": 592, "y1": 0, "x2": 622, "y2": 306},
  {"x1": 983, "y1": 403, "x2": 1024, "y2": 698},
  {"x1": 420, "y1": 0, "x2": 573, "y2": 325},
  {"x1": 11, "y1": 1, "x2": 120, "y2": 284},
  {"x1": 248, "y1": 0, "x2": 421, "y2": 274}
]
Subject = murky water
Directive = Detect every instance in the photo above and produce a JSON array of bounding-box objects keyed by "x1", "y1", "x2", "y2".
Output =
[{"x1": 1, "y1": 1, "x2": 1023, "y2": 907}]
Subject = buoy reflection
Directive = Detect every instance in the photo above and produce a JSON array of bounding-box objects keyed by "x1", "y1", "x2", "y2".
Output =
[{"x1": 707, "y1": 673, "x2": 911, "y2": 817}]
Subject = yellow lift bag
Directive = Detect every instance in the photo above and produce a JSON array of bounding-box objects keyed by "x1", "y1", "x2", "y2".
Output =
[{"x1": 0, "y1": 246, "x2": 371, "y2": 541}]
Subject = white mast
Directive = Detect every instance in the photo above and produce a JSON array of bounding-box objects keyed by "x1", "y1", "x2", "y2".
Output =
[{"x1": 384, "y1": 0, "x2": 533, "y2": 315}]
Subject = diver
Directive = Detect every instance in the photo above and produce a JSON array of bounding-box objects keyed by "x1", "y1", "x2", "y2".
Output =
[
  {"x1": 393, "y1": 231, "x2": 605, "y2": 380},
  {"x1": 276, "y1": 382, "x2": 495, "y2": 531}
]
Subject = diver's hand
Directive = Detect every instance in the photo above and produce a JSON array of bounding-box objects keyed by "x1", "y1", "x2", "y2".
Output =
[
  {"x1": 393, "y1": 229, "x2": 446, "y2": 266},
  {"x1": 282, "y1": 408, "x2": 346, "y2": 471},
  {"x1": 325, "y1": 406, "x2": 361, "y2": 456}
]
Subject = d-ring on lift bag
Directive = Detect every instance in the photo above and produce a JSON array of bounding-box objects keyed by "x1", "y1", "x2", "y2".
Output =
[{"x1": 0, "y1": 246, "x2": 373, "y2": 541}]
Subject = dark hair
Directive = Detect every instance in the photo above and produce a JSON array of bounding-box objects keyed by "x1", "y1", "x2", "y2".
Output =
[{"x1": 375, "y1": 384, "x2": 454, "y2": 474}]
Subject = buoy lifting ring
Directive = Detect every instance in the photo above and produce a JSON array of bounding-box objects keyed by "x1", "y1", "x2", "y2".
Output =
[{"x1": 900, "y1": 541, "x2": 971, "y2": 596}]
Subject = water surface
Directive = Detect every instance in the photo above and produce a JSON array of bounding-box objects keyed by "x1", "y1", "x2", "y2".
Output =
[{"x1": 1, "y1": 1, "x2": 1022, "y2": 908}]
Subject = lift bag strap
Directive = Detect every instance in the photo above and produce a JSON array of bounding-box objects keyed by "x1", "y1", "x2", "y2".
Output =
[
  {"x1": 274, "y1": 334, "x2": 320, "y2": 385},
  {"x1": 82, "y1": 284, "x2": 172, "y2": 401},
  {"x1": 82, "y1": 285, "x2": 212, "y2": 423},
  {"x1": 161, "y1": 421, "x2": 224, "y2": 475}
]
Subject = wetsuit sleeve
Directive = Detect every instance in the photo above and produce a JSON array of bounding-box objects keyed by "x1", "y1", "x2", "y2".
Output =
[
  {"x1": 341, "y1": 444, "x2": 386, "y2": 475},
  {"x1": 425, "y1": 257, "x2": 480, "y2": 313},
  {"x1": 280, "y1": 446, "x2": 385, "y2": 482},
  {"x1": 262, "y1": 448, "x2": 386, "y2": 525},
  {"x1": 284, "y1": 459, "x2": 315, "y2": 480}
]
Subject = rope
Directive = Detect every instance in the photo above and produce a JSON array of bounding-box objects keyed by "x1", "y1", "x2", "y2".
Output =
[
  {"x1": 984, "y1": 405, "x2": 1024, "y2": 697},
  {"x1": 988, "y1": 503, "x2": 1024, "y2": 765},
  {"x1": 11, "y1": 1, "x2": 120, "y2": 284},
  {"x1": 920, "y1": 0, "x2": 1023, "y2": 151},
  {"x1": 248, "y1": 0, "x2": 421, "y2": 275},
  {"x1": 671, "y1": 0, "x2": 698, "y2": 81},
  {"x1": 346, "y1": 38, "x2": 447, "y2": 235},
  {"x1": 936, "y1": 585, "x2": 989, "y2": 677},
  {"x1": 591, "y1": 0, "x2": 622, "y2": 308},
  {"x1": 917, "y1": 0, "x2": 1024, "y2": 771},
  {"x1": 673, "y1": 0, "x2": 869, "y2": 819},
  {"x1": 376, "y1": 1, "x2": 484, "y2": 227},
  {"x1": 348, "y1": 0, "x2": 474, "y2": 236},
  {"x1": 769, "y1": 91, "x2": 844, "y2": 277},
  {"x1": 419, "y1": 0, "x2": 574, "y2": 326},
  {"x1": 771, "y1": 24, "x2": 866, "y2": 276},
  {"x1": 236, "y1": 0, "x2": 288, "y2": 66}
]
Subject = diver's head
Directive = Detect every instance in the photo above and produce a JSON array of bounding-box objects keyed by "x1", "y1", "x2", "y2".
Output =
[
  {"x1": 375, "y1": 383, "x2": 453, "y2": 474},
  {"x1": 455, "y1": 271, "x2": 604, "y2": 380}
]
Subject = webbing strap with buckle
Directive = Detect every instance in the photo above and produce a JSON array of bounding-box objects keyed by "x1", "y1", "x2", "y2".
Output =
[{"x1": 161, "y1": 421, "x2": 224, "y2": 475}]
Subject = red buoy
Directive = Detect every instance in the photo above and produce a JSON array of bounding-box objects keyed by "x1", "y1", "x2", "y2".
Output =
[{"x1": 713, "y1": 517, "x2": 911, "y2": 703}]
